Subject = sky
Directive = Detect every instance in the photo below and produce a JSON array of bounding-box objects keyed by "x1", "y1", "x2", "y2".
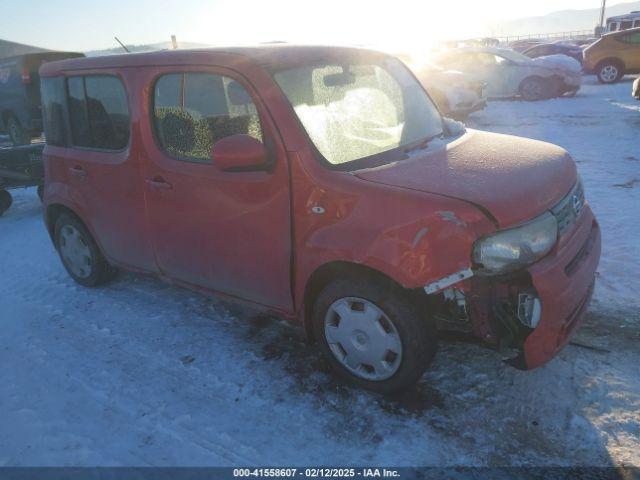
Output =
[{"x1": 0, "y1": 0, "x2": 632, "y2": 52}]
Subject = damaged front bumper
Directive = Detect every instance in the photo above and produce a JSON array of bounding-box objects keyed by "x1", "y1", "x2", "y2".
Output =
[
  {"x1": 518, "y1": 207, "x2": 600, "y2": 368},
  {"x1": 444, "y1": 206, "x2": 601, "y2": 369}
]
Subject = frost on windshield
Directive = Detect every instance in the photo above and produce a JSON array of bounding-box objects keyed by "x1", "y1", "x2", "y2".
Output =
[{"x1": 275, "y1": 61, "x2": 442, "y2": 165}]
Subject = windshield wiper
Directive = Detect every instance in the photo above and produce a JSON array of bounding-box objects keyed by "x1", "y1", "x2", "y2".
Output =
[{"x1": 403, "y1": 132, "x2": 443, "y2": 154}]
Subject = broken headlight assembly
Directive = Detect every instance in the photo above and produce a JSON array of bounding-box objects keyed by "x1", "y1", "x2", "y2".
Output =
[{"x1": 472, "y1": 212, "x2": 558, "y2": 275}]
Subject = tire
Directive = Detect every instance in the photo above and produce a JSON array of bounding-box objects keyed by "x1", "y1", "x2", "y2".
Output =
[
  {"x1": 312, "y1": 275, "x2": 437, "y2": 393},
  {"x1": 54, "y1": 213, "x2": 118, "y2": 287},
  {"x1": 596, "y1": 60, "x2": 623, "y2": 84},
  {"x1": 0, "y1": 189, "x2": 12, "y2": 216},
  {"x1": 519, "y1": 77, "x2": 549, "y2": 101},
  {"x1": 6, "y1": 115, "x2": 30, "y2": 146}
]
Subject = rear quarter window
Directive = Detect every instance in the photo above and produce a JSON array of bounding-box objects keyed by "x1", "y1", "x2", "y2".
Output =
[{"x1": 67, "y1": 75, "x2": 130, "y2": 150}]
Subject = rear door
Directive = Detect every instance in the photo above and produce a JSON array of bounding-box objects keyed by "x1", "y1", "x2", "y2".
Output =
[
  {"x1": 62, "y1": 72, "x2": 156, "y2": 272},
  {"x1": 139, "y1": 66, "x2": 292, "y2": 310},
  {"x1": 618, "y1": 31, "x2": 640, "y2": 69}
]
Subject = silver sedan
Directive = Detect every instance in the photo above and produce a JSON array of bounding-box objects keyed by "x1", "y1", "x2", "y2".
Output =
[{"x1": 433, "y1": 47, "x2": 582, "y2": 101}]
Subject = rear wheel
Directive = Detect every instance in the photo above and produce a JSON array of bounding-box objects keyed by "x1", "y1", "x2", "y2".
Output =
[
  {"x1": 596, "y1": 61, "x2": 623, "y2": 84},
  {"x1": 54, "y1": 213, "x2": 117, "y2": 287},
  {"x1": 312, "y1": 275, "x2": 437, "y2": 393},
  {"x1": 0, "y1": 189, "x2": 12, "y2": 216},
  {"x1": 6, "y1": 115, "x2": 30, "y2": 146},
  {"x1": 519, "y1": 77, "x2": 548, "y2": 101}
]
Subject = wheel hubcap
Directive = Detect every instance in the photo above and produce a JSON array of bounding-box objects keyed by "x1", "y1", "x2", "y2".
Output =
[
  {"x1": 324, "y1": 297, "x2": 402, "y2": 381},
  {"x1": 601, "y1": 65, "x2": 618, "y2": 82},
  {"x1": 59, "y1": 225, "x2": 92, "y2": 278}
]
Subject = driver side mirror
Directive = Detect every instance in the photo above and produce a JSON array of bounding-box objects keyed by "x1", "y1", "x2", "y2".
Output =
[{"x1": 211, "y1": 134, "x2": 268, "y2": 172}]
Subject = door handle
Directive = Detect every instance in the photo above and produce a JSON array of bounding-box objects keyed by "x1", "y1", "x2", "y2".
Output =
[
  {"x1": 145, "y1": 176, "x2": 172, "y2": 190},
  {"x1": 69, "y1": 166, "x2": 87, "y2": 177}
]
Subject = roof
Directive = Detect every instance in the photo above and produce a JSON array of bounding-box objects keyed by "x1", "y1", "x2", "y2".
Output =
[
  {"x1": 606, "y1": 11, "x2": 640, "y2": 21},
  {"x1": 0, "y1": 39, "x2": 49, "y2": 60},
  {"x1": 40, "y1": 44, "x2": 387, "y2": 76},
  {"x1": 604, "y1": 26, "x2": 640, "y2": 37},
  {"x1": 444, "y1": 46, "x2": 516, "y2": 55}
]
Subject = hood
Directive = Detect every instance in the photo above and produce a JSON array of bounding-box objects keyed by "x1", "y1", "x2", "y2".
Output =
[
  {"x1": 531, "y1": 55, "x2": 582, "y2": 73},
  {"x1": 355, "y1": 130, "x2": 577, "y2": 228},
  {"x1": 417, "y1": 66, "x2": 468, "y2": 86}
]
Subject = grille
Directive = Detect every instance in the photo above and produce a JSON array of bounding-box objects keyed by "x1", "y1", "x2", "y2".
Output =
[{"x1": 551, "y1": 180, "x2": 585, "y2": 236}]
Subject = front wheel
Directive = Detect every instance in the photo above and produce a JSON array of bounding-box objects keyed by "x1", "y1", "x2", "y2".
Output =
[
  {"x1": 597, "y1": 61, "x2": 623, "y2": 84},
  {"x1": 54, "y1": 213, "x2": 117, "y2": 287},
  {"x1": 519, "y1": 77, "x2": 549, "y2": 101},
  {"x1": 312, "y1": 276, "x2": 437, "y2": 393}
]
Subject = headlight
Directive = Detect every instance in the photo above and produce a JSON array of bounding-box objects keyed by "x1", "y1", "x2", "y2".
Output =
[{"x1": 473, "y1": 212, "x2": 558, "y2": 275}]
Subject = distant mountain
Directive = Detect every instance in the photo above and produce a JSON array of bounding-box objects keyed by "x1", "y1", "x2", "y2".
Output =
[
  {"x1": 490, "y1": 0, "x2": 640, "y2": 37},
  {"x1": 86, "y1": 41, "x2": 211, "y2": 57}
]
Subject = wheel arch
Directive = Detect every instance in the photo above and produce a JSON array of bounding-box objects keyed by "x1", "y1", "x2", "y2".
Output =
[
  {"x1": 596, "y1": 57, "x2": 625, "y2": 71},
  {"x1": 518, "y1": 75, "x2": 547, "y2": 93},
  {"x1": 302, "y1": 261, "x2": 419, "y2": 343},
  {"x1": 45, "y1": 203, "x2": 88, "y2": 242}
]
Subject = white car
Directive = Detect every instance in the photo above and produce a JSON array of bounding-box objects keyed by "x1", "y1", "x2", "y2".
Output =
[
  {"x1": 433, "y1": 47, "x2": 582, "y2": 101},
  {"x1": 412, "y1": 62, "x2": 487, "y2": 120}
]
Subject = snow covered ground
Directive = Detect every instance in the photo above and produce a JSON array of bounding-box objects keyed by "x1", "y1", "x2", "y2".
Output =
[{"x1": 1, "y1": 76, "x2": 638, "y2": 467}]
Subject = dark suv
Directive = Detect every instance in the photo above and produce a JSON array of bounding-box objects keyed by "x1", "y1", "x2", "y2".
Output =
[{"x1": 0, "y1": 51, "x2": 83, "y2": 145}]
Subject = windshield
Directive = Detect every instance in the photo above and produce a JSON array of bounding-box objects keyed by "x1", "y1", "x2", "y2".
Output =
[
  {"x1": 273, "y1": 58, "x2": 443, "y2": 166},
  {"x1": 499, "y1": 49, "x2": 534, "y2": 63}
]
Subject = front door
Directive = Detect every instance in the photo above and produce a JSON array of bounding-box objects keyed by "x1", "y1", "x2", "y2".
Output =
[
  {"x1": 139, "y1": 67, "x2": 292, "y2": 310},
  {"x1": 474, "y1": 53, "x2": 512, "y2": 98}
]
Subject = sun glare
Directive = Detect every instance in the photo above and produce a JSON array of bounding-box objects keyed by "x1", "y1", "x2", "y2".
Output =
[{"x1": 195, "y1": 0, "x2": 495, "y2": 59}]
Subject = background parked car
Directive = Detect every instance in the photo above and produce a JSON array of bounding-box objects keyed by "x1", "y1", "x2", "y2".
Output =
[
  {"x1": 583, "y1": 27, "x2": 640, "y2": 83},
  {"x1": 0, "y1": 51, "x2": 83, "y2": 145},
  {"x1": 433, "y1": 47, "x2": 581, "y2": 100},
  {"x1": 409, "y1": 61, "x2": 487, "y2": 120},
  {"x1": 510, "y1": 39, "x2": 545, "y2": 52},
  {"x1": 523, "y1": 42, "x2": 584, "y2": 65},
  {"x1": 633, "y1": 77, "x2": 640, "y2": 99}
]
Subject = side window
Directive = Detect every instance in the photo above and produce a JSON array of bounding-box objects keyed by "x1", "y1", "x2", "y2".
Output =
[
  {"x1": 442, "y1": 53, "x2": 472, "y2": 71},
  {"x1": 67, "y1": 77, "x2": 91, "y2": 147},
  {"x1": 152, "y1": 72, "x2": 263, "y2": 163},
  {"x1": 493, "y1": 55, "x2": 509, "y2": 65},
  {"x1": 476, "y1": 53, "x2": 498, "y2": 66},
  {"x1": 41, "y1": 77, "x2": 66, "y2": 146},
  {"x1": 67, "y1": 75, "x2": 130, "y2": 150}
]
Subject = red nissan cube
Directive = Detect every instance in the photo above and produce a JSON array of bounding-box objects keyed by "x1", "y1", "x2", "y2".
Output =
[{"x1": 39, "y1": 46, "x2": 600, "y2": 392}]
